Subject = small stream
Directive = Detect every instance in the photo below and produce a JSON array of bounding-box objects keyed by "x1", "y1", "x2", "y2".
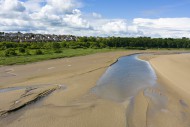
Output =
[
  {"x1": 92, "y1": 54, "x2": 158, "y2": 102},
  {"x1": 92, "y1": 53, "x2": 190, "y2": 127}
]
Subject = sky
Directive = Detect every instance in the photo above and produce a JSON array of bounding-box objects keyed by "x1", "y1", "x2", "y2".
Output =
[{"x1": 0, "y1": 0, "x2": 190, "y2": 38}]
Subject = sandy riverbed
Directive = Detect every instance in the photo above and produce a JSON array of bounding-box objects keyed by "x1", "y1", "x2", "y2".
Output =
[
  {"x1": 0, "y1": 51, "x2": 190, "y2": 127},
  {"x1": 0, "y1": 51, "x2": 139, "y2": 127},
  {"x1": 140, "y1": 53, "x2": 190, "y2": 127}
]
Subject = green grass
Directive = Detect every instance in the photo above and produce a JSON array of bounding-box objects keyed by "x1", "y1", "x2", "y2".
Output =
[
  {"x1": 1, "y1": 47, "x2": 188, "y2": 66},
  {"x1": 0, "y1": 48, "x2": 124, "y2": 65}
]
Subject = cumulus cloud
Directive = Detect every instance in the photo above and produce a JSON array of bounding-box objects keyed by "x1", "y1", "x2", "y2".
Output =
[
  {"x1": 0, "y1": 0, "x2": 25, "y2": 12},
  {"x1": 0, "y1": 0, "x2": 189, "y2": 38},
  {"x1": 47, "y1": 0, "x2": 81, "y2": 13},
  {"x1": 24, "y1": 0, "x2": 43, "y2": 12},
  {"x1": 134, "y1": 18, "x2": 190, "y2": 30},
  {"x1": 133, "y1": 18, "x2": 190, "y2": 38},
  {"x1": 64, "y1": 9, "x2": 90, "y2": 29},
  {"x1": 101, "y1": 20, "x2": 127, "y2": 34},
  {"x1": 0, "y1": 0, "x2": 27, "y2": 19},
  {"x1": 0, "y1": 0, "x2": 85, "y2": 33},
  {"x1": 128, "y1": 25, "x2": 138, "y2": 33}
]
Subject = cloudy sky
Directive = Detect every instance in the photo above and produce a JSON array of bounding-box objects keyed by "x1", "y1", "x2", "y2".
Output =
[{"x1": 0, "y1": 0, "x2": 190, "y2": 38}]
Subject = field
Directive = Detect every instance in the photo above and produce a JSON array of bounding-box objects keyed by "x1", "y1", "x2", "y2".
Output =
[{"x1": 0, "y1": 48, "x2": 123, "y2": 65}]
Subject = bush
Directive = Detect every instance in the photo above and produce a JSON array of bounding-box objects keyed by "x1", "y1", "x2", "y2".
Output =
[
  {"x1": 26, "y1": 50, "x2": 31, "y2": 55},
  {"x1": 35, "y1": 49, "x2": 43, "y2": 55},
  {"x1": 19, "y1": 47, "x2": 26, "y2": 53},
  {"x1": 43, "y1": 42, "x2": 52, "y2": 49},
  {"x1": 2, "y1": 42, "x2": 18, "y2": 49},
  {"x1": 52, "y1": 42, "x2": 61, "y2": 49},
  {"x1": 54, "y1": 49, "x2": 62, "y2": 53},
  {"x1": 60, "y1": 42, "x2": 67, "y2": 48},
  {"x1": 4, "y1": 49, "x2": 17, "y2": 56}
]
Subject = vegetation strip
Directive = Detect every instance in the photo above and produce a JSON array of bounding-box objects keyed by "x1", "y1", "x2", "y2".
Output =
[{"x1": 1, "y1": 35, "x2": 190, "y2": 65}]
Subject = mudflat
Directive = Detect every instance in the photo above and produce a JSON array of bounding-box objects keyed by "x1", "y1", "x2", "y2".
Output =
[
  {"x1": 1, "y1": 51, "x2": 190, "y2": 127},
  {"x1": 0, "y1": 51, "x2": 138, "y2": 127}
]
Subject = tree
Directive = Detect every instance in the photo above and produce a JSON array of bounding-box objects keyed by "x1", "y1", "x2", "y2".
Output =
[
  {"x1": 35, "y1": 49, "x2": 43, "y2": 55},
  {"x1": 19, "y1": 47, "x2": 25, "y2": 53},
  {"x1": 4, "y1": 49, "x2": 17, "y2": 56},
  {"x1": 52, "y1": 42, "x2": 61, "y2": 49}
]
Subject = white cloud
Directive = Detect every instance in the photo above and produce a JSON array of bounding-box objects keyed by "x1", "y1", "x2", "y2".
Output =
[
  {"x1": 134, "y1": 18, "x2": 190, "y2": 30},
  {"x1": 46, "y1": 0, "x2": 81, "y2": 14},
  {"x1": 64, "y1": 9, "x2": 90, "y2": 29},
  {"x1": 0, "y1": 0, "x2": 189, "y2": 38},
  {"x1": 128, "y1": 25, "x2": 138, "y2": 33},
  {"x1": 24, "y1": 0, "x2": 43, "y2": 12},
  {"x1": 0, "y1": 0, "x2": 25, "y2": 12},
  {"x1": 101, "y1": 20, "x2": 127, "y2": 34},
  {"x1": 133, "y1": 18, "x2": 190, "y2": 38}
]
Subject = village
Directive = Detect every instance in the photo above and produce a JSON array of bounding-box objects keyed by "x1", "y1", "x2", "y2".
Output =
[{"x1": 0, "y1": 32, "x2": 77, "y2": 42}]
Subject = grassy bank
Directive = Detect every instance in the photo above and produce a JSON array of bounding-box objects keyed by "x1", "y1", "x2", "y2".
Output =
[{"x1": 0, "y1": 48, "x2": 123, "y2": 65}]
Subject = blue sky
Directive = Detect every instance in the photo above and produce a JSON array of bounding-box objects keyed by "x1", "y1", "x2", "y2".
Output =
[
  {"x1": 82, "y1": 0, "x2": 190, "y2": 19},
  {"x1": 0, "y1": 0, "x2": 190, "y2": 38}
]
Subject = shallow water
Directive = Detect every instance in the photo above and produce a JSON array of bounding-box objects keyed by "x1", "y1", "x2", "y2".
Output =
[{"x1": 93, "y1": 54, "x2": 158, "y2": 102}]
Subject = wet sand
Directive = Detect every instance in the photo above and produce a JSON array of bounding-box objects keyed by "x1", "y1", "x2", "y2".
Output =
[
  {"x1": 0, "y1": 51, "x2": 139, "y2": 127},
  {"x1": 141, "y1": 53, "x2": 190, "y2": 127},
  {"x1": 1, "y1": 51, "x2": 190, "y2": 127}
]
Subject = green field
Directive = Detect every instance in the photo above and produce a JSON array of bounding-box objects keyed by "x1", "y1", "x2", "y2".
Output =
[
  {"x1": 0, "y1": 48, "x2": 123, "y2": 65},
  {"x1": 1, "y1": 40, "x2": 190, "y2": 65}
]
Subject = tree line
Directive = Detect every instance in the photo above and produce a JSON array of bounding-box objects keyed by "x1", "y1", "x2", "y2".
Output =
[
  {"x1": 78, "y1": 37, "x2": 190, "y2": 49},
  {"x1": 0, "y1": 37, "x2": 190, "y2": 53}
]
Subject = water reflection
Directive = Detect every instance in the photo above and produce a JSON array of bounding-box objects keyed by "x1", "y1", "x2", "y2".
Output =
[{"x1": 92, "y1": 54, "x2": 157, "y2": 102}]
